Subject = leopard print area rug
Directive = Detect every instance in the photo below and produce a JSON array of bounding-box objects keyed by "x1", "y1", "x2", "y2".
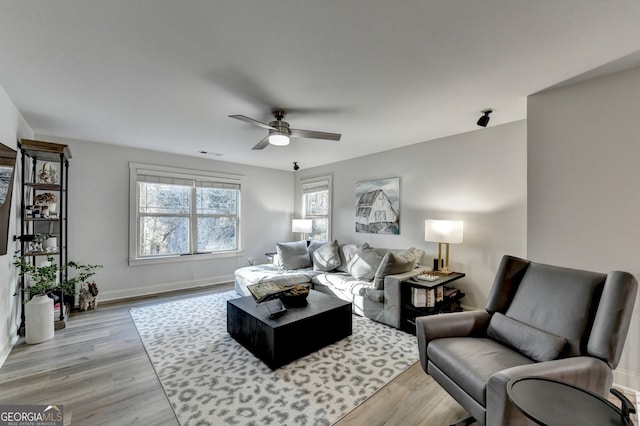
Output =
[{"x1": 130, "y1": 290, "x2": 418, "y2": 425}]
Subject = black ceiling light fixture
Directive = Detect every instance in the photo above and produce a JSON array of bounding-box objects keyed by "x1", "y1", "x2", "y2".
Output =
[
  {"x1": 293, "y1": 161, "x2": 300, "y2": 171},
  {"x1": 477, "y1": 109, "x2": 493, "y2": 127}
]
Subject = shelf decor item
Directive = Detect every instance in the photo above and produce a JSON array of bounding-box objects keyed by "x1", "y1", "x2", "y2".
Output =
[
  {"x1": 33, "y1": 192, "x2": 57, "y2": 214},
  {"x1": 37, "y1": 162, "x2": 57, "y2": 184}
]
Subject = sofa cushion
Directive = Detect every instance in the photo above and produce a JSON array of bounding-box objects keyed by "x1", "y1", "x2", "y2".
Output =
[
  {"x1": 312, "y1": 272, "x2": 374, "y2": 296},
  {"x1": 373, "y1": 248, "x2": 417, "y2": 290},
  {"x1": 312, "y1": 240, "x2": 342, "y2": 272},
  {"x1": 487, "y1": 312, "x2": 568, "y2": 362},
  {"x1": 234, "y1": 264, "x2": 315, "y2": 287},
  {"x1": 348, "y1": 244, "x2": 383, "y2": 281},
  {"x1": 336, "y1": 243, "x2": 360, "y2": 273},
  {"x1": 428, "y1": 337, "x2": 534, "y2": 405},
  {"x1": 276, "y1": 241, "x2": 311, "y2": 269}
]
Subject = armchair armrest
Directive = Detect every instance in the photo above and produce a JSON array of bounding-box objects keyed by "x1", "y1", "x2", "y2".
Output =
[
  {"x1": 416, "y1": 310, "x2": 491, "y2": 373},
  {"x1": 487, "y1": 356, "x2": 613, "y2": 426},
  {"x1": 416, "y1": 310, "x2": 491, "y2": 342}
]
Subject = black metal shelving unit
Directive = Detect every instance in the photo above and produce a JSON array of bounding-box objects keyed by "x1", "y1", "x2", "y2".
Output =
[{"x1": 15, "y1": 139, "x2": 71, "y2": 333}]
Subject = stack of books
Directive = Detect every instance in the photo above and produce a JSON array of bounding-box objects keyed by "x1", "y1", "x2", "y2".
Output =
[
  {"x1": 443, "y1": 286, "x2": 460, "y2": 299},
  {"x1": 411, "y1": 285, "x2": 453, "y2": 308}
]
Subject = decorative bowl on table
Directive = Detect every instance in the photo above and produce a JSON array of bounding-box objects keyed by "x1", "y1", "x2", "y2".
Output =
[{"x1": 280, "y1": 285, "x2": 310, "y2": 307}]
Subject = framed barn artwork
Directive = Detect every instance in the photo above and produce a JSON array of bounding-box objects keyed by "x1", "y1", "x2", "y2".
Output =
[{"x1": 355, "y1": 177, "x2": 399, "y2": 234}]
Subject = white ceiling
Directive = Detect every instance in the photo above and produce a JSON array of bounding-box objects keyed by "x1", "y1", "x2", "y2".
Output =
[{"x1": 1, "y1": 1, "x2": 640, "y2": 171}]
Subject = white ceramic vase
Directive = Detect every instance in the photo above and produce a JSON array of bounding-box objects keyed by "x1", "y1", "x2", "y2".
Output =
[
  {"x1": 43, "y1": 237, "x2": 58, "y2": 250},
  {"x1": 25, "y1": 294, "x2": 55, "y2": 344}
]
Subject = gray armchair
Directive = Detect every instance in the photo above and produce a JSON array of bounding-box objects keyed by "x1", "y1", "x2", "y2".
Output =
[{"x1": 416, "y1": 255, "x2": 638, "y2": 426}]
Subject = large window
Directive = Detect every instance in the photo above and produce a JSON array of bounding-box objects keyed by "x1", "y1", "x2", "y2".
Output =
[
  {"x1": 130, "y1": 163, "x2": 243, "y2": 264},
  {"x1": 301, "y1": 175, "x2": 332, "y2": 241}
]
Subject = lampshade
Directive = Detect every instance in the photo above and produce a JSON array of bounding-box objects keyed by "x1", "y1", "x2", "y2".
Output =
[
  {"x1": 269, "y1": 134, "x2": 290, "y2": 146},
  {"x1": 292, "y1": 219, "x2": 313, "y2": 233},
  {"x1": 425, "y1": 220, "x2": 463, "y2": 244}
]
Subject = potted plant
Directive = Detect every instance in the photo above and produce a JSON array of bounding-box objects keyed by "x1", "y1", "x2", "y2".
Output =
[
  {"x1": 12, "y1": 253, "x2": 103, "y2": 344},
  {"x1": 59, "y1": 261, "x2": 103, "y2": 304},
  {"x1": 12, "y1": 253, "x2": 60, "y2": 344}
]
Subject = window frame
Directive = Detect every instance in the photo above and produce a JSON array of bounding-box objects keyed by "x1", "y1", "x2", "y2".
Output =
[
  {"x1": 300, "y1": 175, "x2": 332, "y2": 241},
  {"x1": 129, "y1": 162, "x2": 245, "y2": 266}
]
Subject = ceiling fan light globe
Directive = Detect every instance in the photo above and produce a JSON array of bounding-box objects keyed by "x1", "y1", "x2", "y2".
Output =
[{"x1": 269, "y1": 134, "x2": 290, "y2": 146}]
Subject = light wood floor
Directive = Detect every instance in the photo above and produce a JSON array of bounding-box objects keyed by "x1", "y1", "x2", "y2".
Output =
[{"x1": 0, "y1": 284, "x2": 636, "y2": 426}]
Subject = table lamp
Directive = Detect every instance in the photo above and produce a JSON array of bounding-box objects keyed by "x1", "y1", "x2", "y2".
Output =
[
  {"x1": 425, "y1": 219, "x2": 463, "y2": 275},
  {"x1": 292, "y1": 219, "x2": 313, "y2": 241}
]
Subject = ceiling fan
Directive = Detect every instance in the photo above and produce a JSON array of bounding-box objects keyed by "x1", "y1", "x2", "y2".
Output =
[{"x1": 229, "y1": 109, "x2": 341, "y2": 150}]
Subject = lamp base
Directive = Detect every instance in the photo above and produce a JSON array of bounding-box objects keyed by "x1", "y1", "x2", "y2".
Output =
[{"x1": 436, "y1": 269, "x2": 455, "y2": 276}]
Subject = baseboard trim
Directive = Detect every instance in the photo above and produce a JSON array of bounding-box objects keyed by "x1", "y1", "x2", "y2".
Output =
[
  {"x1": 614, "y1": 368, "x2": 640, "y2": 392},
  {"x1": 0, "y1": 333, "x2": 20, "y2": 370},
  {"x1": 98, "y1": 274, "x2": 235, "y2": 302}
]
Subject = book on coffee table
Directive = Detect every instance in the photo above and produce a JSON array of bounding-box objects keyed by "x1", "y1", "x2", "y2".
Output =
[{"x1": 247, "y1": 282, "x2": 296, "y2": 304}]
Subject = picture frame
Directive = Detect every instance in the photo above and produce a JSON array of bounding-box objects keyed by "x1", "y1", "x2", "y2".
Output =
[
  {"x1": 355, "y1": 177, "x2": 400, "y2": 234},
  {"x1": 0, "y1": 142, "x2": 17, "y2": 256}
]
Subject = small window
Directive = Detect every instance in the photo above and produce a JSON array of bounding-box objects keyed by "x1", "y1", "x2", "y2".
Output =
[
  {"x1": 301, "y1": 175, "x2": 332, "y2": 241},
  {"x1": 130, "y1": 163, "x2": 243, "y2": 264}
]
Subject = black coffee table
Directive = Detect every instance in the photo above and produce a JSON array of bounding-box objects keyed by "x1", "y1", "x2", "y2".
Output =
[
  {"x1": 507, "y1": 376, "x2": 635, "y2": 425},
  {"x1": 227, "y1": 290, "x2": 352, "y2": 369}
]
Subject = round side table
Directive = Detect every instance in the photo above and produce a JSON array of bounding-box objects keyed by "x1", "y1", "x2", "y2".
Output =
[{"x1": 507, "y1": 376, "x2": 634, "y2": 426}]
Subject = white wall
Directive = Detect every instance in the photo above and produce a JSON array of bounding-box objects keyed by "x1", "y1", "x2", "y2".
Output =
[
  {"x1": 528, "y1": 66, "x2": 640, "y2": 388},
  {"x1": 0, "y1": 84, "x2": 34, "y2": 367},
  {"x1": 295, "y1": 120, "x2": 527, "y2": 307},
  {"x1": 35, "y1": 137, "x2": 295, "y2": 301}
]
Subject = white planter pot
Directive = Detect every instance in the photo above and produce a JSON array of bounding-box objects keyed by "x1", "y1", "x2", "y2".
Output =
[{"x1": 25, "y1": 295, "x2": 55, "y2": 344}]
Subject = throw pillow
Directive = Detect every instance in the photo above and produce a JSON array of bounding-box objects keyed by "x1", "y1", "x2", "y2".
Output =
[
  {"x1": 413, "y1": 248, "x2": 426, "y2": 268},
  {"x1": 347, "y1": 244, "x2": 383, "y2": 281},
  {"x1": 312, "y1": 240, "x2": 342, "y2": 272},
  {"x1": 276, "y1": 241, "x2": 311, "y2": 270},
  {"x1": 376, "y1": 248, "x2": 417, "y2": 275},
  {"x1": 373, "y1": 248, "x2": 417, "y2": 290},
  {"x1": 487, "y1": 312, "x2": 568, "y2": 362},
  {"x1": 336, "y1": 243, "x2": 360, "y2": 273},
  {"x1": 307, "y1": 239, "x2": 327, "y2": 263}
]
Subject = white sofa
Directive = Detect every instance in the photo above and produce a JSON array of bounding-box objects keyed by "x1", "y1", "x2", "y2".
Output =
[{"x1": 234, "y1": 240, "x2": 427, "y2": 329}]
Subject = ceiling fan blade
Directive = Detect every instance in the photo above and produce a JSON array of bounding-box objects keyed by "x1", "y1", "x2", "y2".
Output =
[
  {"x1": 290, "y1": 128, "x2": 341, "y2": 141},
  {"x1": 252, "y1": 135, "x2": 271, "y2": 150},
  {"x1": 229, "y1": 115, "x2": 276, "y2": 130}
]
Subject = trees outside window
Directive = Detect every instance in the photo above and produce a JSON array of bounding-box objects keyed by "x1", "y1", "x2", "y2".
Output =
[
  {"x1": 130, "y1": 163, "x2": 242, "y2": 263},
  {"x1": 301, "y1": 176, "x2": 332, "y2": 241}
]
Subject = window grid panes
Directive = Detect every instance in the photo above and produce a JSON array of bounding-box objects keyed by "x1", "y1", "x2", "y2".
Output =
[
  {"x1": 135, "y1": 172, "x2": 240, "y2": 258},
  {"x1": 302, "y1": 177, "x2": 331, "y2": 241}
]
